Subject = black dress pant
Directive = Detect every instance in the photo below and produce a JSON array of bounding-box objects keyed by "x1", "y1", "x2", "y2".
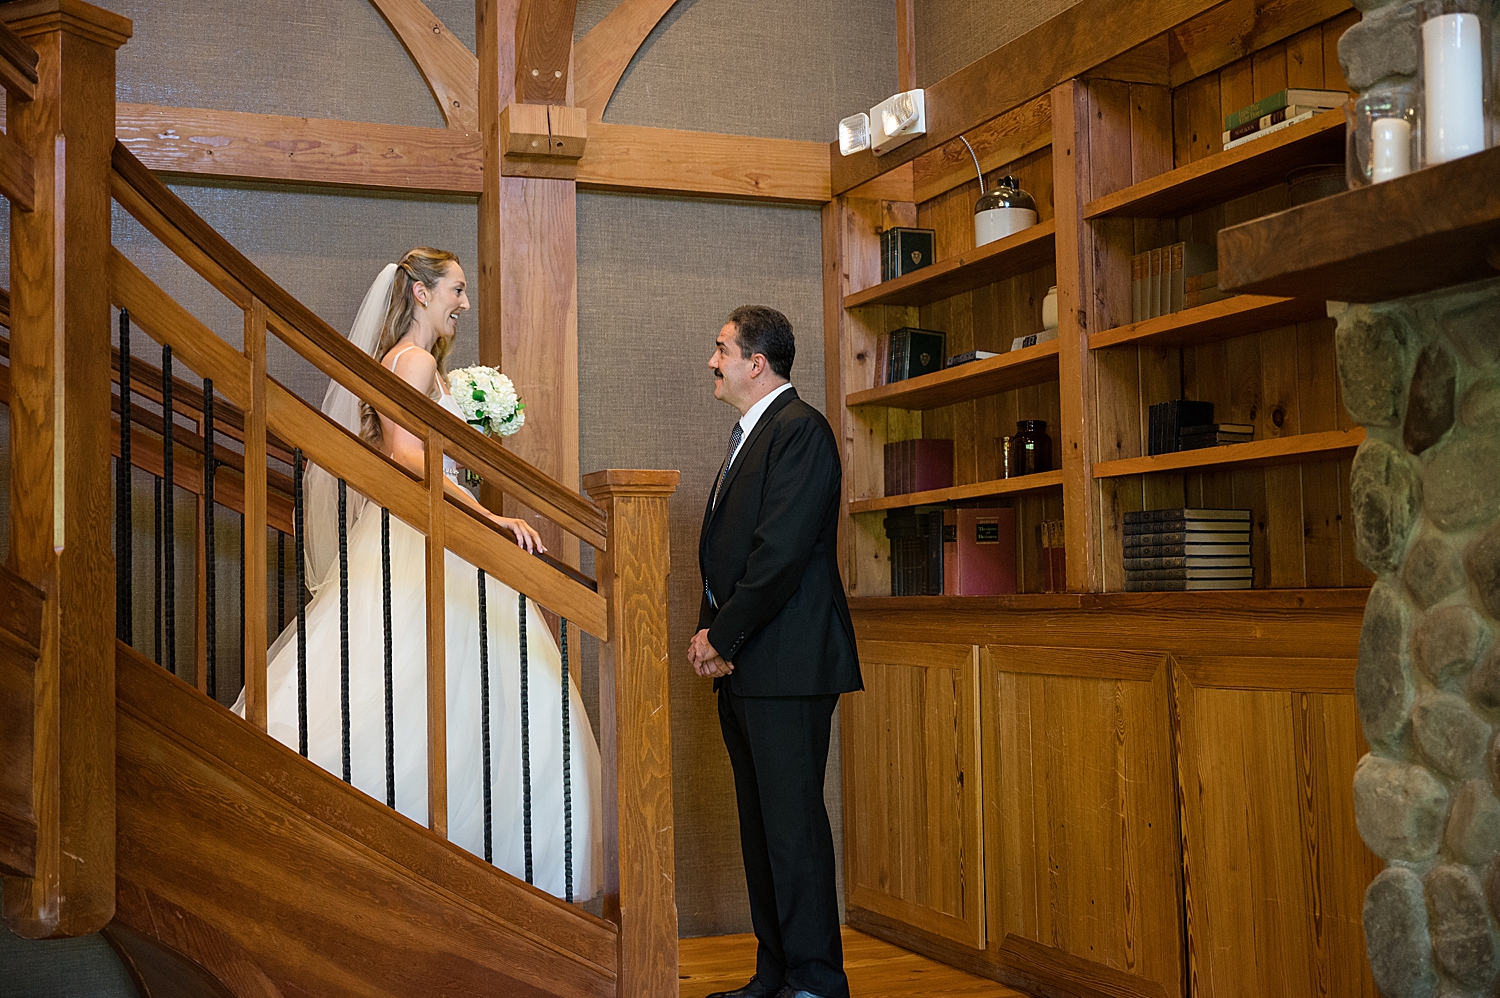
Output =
[{"x1": 718, "y1": 685, "x2": 846, "y2": 998}]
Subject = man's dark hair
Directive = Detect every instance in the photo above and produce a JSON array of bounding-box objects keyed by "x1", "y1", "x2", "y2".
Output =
[{"x1": 728, "y1": 305, "x2": 795, "y2": 380}]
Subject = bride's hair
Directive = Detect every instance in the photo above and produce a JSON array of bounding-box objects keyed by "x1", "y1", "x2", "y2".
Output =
[{"x1": 361, "y1": 246, "x2": 461, "y2": 445}]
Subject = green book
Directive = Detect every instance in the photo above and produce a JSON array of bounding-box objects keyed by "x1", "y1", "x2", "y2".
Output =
[{"x1": 1223, "y1": 88, "x2": 1347, "y2": 131}]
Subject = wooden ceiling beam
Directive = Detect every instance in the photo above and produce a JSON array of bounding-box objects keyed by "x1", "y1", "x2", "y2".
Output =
[
  {"x1": 367, "y1": 0, "x2": 480, "y2": 130},
  {"x1": 514, "y1": 0, "x2": 577, "y2": 104},
  {"x1": 573, "y1": 0, "x2": 680, "y2": 119},
  {"x1": 116, "y1": 103, "x2": 831, "y2": 204}
]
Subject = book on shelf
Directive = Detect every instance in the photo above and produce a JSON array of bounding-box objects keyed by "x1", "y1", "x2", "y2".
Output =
[
  {"x1": 1010, "y1": 328, "x2": 1058, "y2": 351},
  {"x1": 1178, "y1": 432, "x2": 1254, "y2": 450},
  {"x1": 1131, "y1": 243, "x2": 1215, "y2": 322},
  {"x1": 1124, "y1": 508, "x2": 1251, "y2": 524},
  {"x1": 1176, "y1": 424, "x2": 1254, "y2": 438},
  {"x1": 1125, "y1": 542, "x2": 1250, "y2": 558},
  {"x1": 1125, "y1": 577, "x2": 1252, "y2": 591},
  {"x1": 1183, "y1": 286, "x2": 1235, "y2": 309},
  {"x1": 1123, "y1": 555, "x2": 1250, "y2": 570},
  {"x1": 1222, "y1": 105, "x2": 1335, "y2": 145},
  {"x1": 1040, "y1": 518, "x2": 1066, "y2": 593},
  {"x1": 883, "y1": 439, "x2": 954, "y2": 497},
  {"x1": 880, "y1": 227, "x2": 936, "y2": 283},
  {"x1": 1222, "y1": 109, "x2": 1317, "y2": 151},
  {"x1": 1126, "y1": 529, "x2": 1251, "y2": 546},
  {"x1": 886, "y1": 327, "x2": 947, "y2": 383},
  {"x1": 947, "y1": 507, "x2": 1017, "y2": 596},
  {"x1": 1147, "y1": 400, "x2": 1215, "y2": 455},
  {"x1": 1125, "y1": 517, "x2": 1251, "y2": 533},
  {"x1": 1223, "y1": 89, "x2": 1348, "y2": 131},
  {"x1": 884, "y1": 510, "x2": 944, "y2": 596},
  {"x1": 1126, "y1": 566, "x2": 1253, "y2": 581},
  {"x1": 946, "y1": 350, "x2": 1000, "y2": 368}
]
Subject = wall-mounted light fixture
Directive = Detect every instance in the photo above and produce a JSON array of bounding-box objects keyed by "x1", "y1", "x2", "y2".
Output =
[
  {"x1": 838, "y1": 112, "x2": 871, "y2": 156},
  {"x1": 837, "y1": 90, "x2": 927, "y2": 157}
]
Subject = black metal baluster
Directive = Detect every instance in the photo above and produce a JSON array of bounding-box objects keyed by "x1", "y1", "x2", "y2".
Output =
[
  {"x1": 560, "y1": 617, "x2": 572, "y2": 903},
  {"x1": 153, "y1": 476, "x2": 162, "y2": 664},
  {"x1": 116, "y1": 309, "x2": 133, "y2": 645},
  {"x1": 382, "y1": 508, "x2": 395, "y2": 808},
  {"x1": 203, "y1": 378, "x2": 217, "y2": 701},
  {"x1": 162, "y1": 345, "x2": 175, "y2": 675},
  {"x1": 339, "y1": 478, "x2": 351, "y2": 784},
  {"x1": 277, "y1": 531, "x2": 286, "y2": 632},
  {"x1": 478, "y1": 569, "x2": 493, "y2": 864},
  {"x1": 519, "y1": 593, "x2": 532, "y2": 885},
  {"x1": 293, "y1": 448, "x2": 307, "y2": 758}
]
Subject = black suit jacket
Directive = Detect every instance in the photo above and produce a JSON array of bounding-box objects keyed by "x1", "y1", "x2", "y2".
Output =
[{"x1": 698, "y1": 387, "x2": 861, "y2": 698}]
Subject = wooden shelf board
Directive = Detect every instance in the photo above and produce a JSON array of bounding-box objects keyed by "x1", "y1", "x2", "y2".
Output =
[
  {"x1": 847, "y1": 587, "x2": 1371, "y2": 614},
  {"x1": 847, "y1": 340, "x2": 1059, "y2": 410},
  {"x1": 1219, "y1": 144, "x2": 1500, "y2": 303},
  {"x1": 843, "y1": 219, "x2": 1057, "y2": 308},
  {"x1": 1083, "y1": 109, "x2": 1346, "y2": 220},
  {"x1": 849, "y1": 469, "x2": 1064, "y2": 515},
  {"x1": 1089, "y1": 295, "x2": 1328, "y2": 350},
  {"x1": 1093, "y1": 428, "x2": 1365, "y2": 478}
]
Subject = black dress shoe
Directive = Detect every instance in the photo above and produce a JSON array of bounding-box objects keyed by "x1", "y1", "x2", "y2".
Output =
[
  {"x1": 705, "y1": 977, "x2": 782, "y2": 998},
  {"x1": 774, "y1": 988, "x2": 828, "y2": 998}
]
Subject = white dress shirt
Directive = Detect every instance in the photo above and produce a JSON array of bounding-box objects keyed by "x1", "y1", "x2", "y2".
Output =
[{"x1": 727, "y1": 381, "x2": 794, "y2": 472}]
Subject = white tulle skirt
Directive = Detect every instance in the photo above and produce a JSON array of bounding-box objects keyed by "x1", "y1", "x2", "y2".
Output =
[{"x1": 237, "y1": 505, "x2": 602, "y2": 900}]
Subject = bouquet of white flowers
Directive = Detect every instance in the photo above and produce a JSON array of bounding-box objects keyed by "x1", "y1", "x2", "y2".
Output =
[{"x1": 447, "y1": 365, "x2": 525, "y2": 438}]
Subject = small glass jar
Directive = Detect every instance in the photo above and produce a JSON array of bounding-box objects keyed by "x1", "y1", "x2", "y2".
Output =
[
  {"x1": 1347, "y1": 83, "x2": 1422, "y2": 188},
  {"x1": 1419, "y1": 0, "x2": 1494, "y2": 166},
  {"x1": 1041, "y1": 286, "x2": 1059, "y2": 330},
  {"x1": 974, "y1": 175, "x2": 1038, "y2": 247},
  {"x1": 1010, "y1": 420, "x2": 1051, "y2": 476}
]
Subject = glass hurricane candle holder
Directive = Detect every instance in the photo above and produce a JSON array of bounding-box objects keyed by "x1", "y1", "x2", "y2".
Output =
[
  {"x1": 1347, "y1": 83, "x2": 1422, "y2": 188},
  {"x1": 1420, "y1": 0, "x2": 1494, "y2": 165}
]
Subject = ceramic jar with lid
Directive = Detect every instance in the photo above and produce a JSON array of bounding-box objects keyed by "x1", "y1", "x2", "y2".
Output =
[{"x1": 974, "y1": 175, "x2": 1038, "y2": 247}]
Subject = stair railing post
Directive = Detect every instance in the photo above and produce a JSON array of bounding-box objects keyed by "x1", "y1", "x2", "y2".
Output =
[
  {"x1": 1, "y1": 0, "x2": 132, "y2": 939},
  {"x1": 581, "y1": 469, "x2": 680, "y2": 998}
]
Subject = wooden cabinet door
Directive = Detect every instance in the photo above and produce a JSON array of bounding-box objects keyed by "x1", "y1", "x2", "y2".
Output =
[{"x1": 842, "y1": 640, "x2": 985, "y2": 949}]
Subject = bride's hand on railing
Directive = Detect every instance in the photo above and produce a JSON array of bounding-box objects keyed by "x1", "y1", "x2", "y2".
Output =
[{"x1": 491, "y1": 512, "x2": 547, "y2": 554}]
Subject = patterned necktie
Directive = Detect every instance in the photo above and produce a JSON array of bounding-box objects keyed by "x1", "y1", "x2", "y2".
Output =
[{"x1": 712, "y1": 422, "x2": 744, "y2": 510}]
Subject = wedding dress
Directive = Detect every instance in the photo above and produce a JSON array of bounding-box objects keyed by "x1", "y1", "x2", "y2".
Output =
[{"x1": 236, "y1": 268, "x2": 602, "y2": 901}]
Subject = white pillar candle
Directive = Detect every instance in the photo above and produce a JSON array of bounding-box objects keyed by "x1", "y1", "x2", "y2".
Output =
[
  {"x1": 1372, "y1": 117, "x2": 1412, "y2": 182},
  {"x1": 1423, "y1": 12, "x2": 1487, "y2": 165}
]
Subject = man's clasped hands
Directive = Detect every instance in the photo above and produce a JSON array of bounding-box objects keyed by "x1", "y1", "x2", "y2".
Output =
[{"x1": 688, "y1": 629, "x2": 734, "y2": 679}]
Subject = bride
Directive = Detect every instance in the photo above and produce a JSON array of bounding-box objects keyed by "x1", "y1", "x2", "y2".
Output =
[{"x1": 239, "y1": 247, "x2": 602, "y2": 901}]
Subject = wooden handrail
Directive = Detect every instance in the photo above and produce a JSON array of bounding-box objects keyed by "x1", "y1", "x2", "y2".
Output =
[
  {"x1": 0, "y1": 19, "x2": 37, "y2": 102},
  {"x1": 110, "y1": 142, "x2": 609, "y2": 551}
]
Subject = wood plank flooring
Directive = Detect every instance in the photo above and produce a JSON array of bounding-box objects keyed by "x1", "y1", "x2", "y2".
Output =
[{"x1": 678, "y1": 928, "x2": 1027, "y2": 998}]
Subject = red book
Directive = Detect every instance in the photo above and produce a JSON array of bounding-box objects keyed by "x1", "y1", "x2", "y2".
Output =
[
  {"x1": 951, "y1": 508, "x2": 1016, "y2": 595},
  {"x1": 883, "y1": 439, "x2": 953, "y2": 497}
]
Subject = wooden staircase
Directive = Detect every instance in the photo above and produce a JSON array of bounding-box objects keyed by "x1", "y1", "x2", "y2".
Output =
[{"x1": 0, "y1": 4, "x2": 682, "y2": 996}]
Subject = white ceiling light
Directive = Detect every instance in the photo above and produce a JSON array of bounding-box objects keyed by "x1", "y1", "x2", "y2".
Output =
[
  {"x1": 838, "y1": 112, "x2": 871, "y2": 156},
  {"x1": 871, "y1": 89, "x2": 926, "y2": 155}
]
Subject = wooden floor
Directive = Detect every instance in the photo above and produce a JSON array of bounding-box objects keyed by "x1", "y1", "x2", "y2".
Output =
[{"x1": 678, "y1": 928, "x2": 1026, "y2": 998}]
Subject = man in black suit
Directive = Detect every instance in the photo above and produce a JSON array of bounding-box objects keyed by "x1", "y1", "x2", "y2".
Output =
[{"x1": 690, "y1": 305, "x2": 862, "y2": 998}]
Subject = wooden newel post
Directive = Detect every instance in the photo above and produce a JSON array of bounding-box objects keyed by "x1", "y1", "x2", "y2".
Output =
[
  {"x1": 581, "y1": 469, "x2": 680, "y2": 998},
  {"x1": 1, "y1": 0, "x2": 131, "y2": 938}
]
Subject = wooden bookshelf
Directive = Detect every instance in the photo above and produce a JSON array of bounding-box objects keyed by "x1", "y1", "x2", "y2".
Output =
[
  {"x1": 1092, "y1": 428, "x2": 1365, "y2": 478},
  {"x1": 847, "y1": 340, "x2": 1059, "y2": 410},
  {"x1": 843, "y1": 219, "x2": 1057, "y2": 308},
  {"x1": 847, "y1": 587, "x2": 1371, "y2": 613},
  {"x1": 1219, "y1": 144, "x2": 1500, "y2": 303},
  {"x1": 1083, "y1": 109, "x2": 1345, "y2": 220},
  {"x1": 1088, "y1": 295, "x2": 1327, "y2": 350},
  {"x1": 848, "y1": 469, "x2": 1064, "y2": 515}
]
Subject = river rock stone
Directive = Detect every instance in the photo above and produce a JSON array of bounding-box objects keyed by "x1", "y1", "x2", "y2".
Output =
[
  {"x1": 1405, "y1": 532, "x2": 1467, "y2": 610},
  {"x1": 1366, "y1": 866, "x2": 1439, "y2": 998},
  {"x1": 1405, "y1": 342, "x2": 1458, "y2": 454},
  {"x1": 1354, "y1": 754, "x2": 1450, "y2": 861},
  {"x1": 1468, "y1": 645, "x2": 1500, "y2": 718},
  {"x1": 1415, "y1": 605, "x2": 1487, "y2": 686},
  {"x1": 1339, "y1": 1, "x2": 1420, "y2": 90},
  {"x1": 1467, "y1": 522, "x2": 1500, "y2": 621},
  {"x1": 1424, "y1": 436, "x2": 1500, "y2": 532},
  {"x1": 1359, "y1": 583, "x2": 1414, "y2": 746},
  {"x1": 1352, "y1": 439, "x2": 1422, "y2": 572},
  {"x1": 1461, "y1": 376, "x2": 1500, "y2": 430},
  {"x1": 1426, "y1": 864, "x2": 1500, "y2": 988},
  {"x1": 1338, "y1": 306, "x2": 1417, "y2": 427},
  {"x1": 1414, "y1": 691, "x2": 1492, "y2": 778},
  {"x1": 1447, "y1": 779, "x2": 1500, "y2": 866},
  {"x1": 1440, "y1": 278, "x2": 1500, "y2": 369}
]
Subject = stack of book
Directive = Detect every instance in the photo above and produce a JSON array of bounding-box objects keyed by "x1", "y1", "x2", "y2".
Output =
[
  {"x1": 884, "y1": 439, "x2": 954, "y2": 496},
  {"x1": 874, "y1": 327, "x2": 946, "y2": 386},
  {"x1": 1130, "y1": 243, "x2": 1219, "y2": 322},
  {"x1": 1177, "y1": 422, "x2": 1254, "y2": 450},
  {"x1": 1147, "y1": 399, "x2": 1214, "y2": 456},
  {"x1": 885, "y1": 510, "x2": 943, "y2": 596},
  {"x1": 1123, "y1": 509, "x2": 1252, "y2": 591},
  {"x1": 1221, "y1": 89, "x2": 1347, "y2": 151},
  {"x1": 884, "y1": 507, "x2": 1017, "y2": 596},
  {"x1": 946, "y1": 349, "x2": 999, "y2": 368}
]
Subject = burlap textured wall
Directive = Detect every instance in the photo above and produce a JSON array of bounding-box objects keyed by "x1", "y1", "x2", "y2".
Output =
[{"x1": 915, "y1": 0, "x2": 1084, "y2": 87}]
